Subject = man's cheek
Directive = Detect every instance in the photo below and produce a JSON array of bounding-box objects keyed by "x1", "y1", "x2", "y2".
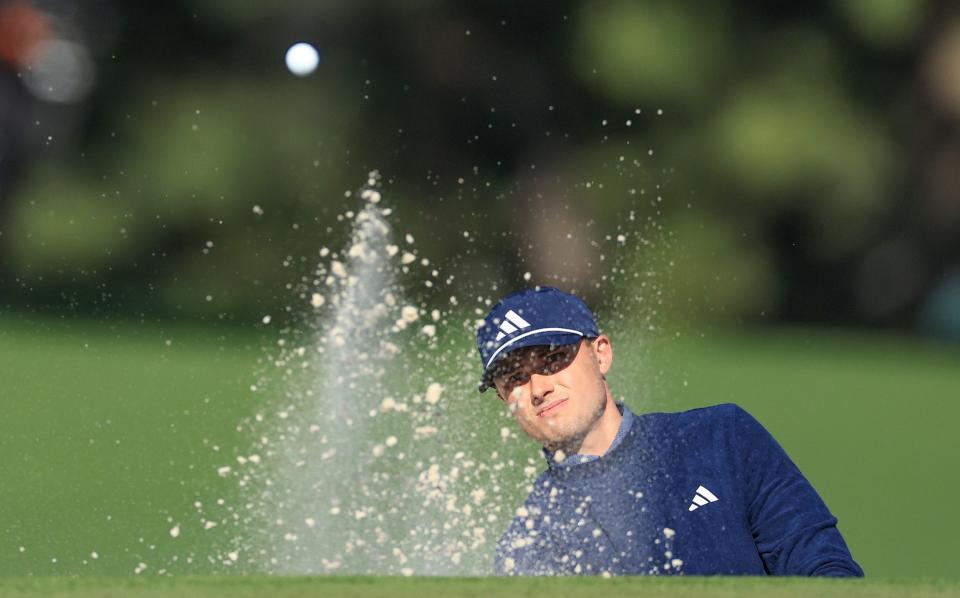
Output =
[
  {"x1": 508, "y1": 390, "x2": 527, "y2": 412},
  {"x1": 516, "y1": 408, "x2": 537, "y2": 428}
]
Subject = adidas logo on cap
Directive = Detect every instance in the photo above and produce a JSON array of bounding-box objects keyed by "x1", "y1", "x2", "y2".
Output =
[{"x1": 495, "y1": 309, "x2": 532, "y2": 341}]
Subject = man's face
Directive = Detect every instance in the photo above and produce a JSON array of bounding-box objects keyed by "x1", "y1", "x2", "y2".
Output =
[{"x1": 492, "y1": 336, "x2": 613, "y2": 450}]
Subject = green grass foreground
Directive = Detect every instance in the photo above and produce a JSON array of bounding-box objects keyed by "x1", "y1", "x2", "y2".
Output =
[{"x1": 1, "y1": 576, "x2": 959, "y2": 598}]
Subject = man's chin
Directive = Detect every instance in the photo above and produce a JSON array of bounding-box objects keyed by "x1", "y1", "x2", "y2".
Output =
[
  {"x1": 539, "y1": 426, "x2": 589, "y2": 453},
  {"x1": 537, "y1": 412, "x2": 606, "y2": 451}
]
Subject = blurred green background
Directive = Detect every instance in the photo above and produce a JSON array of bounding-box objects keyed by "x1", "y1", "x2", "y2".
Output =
[{"x1": 1, "y1": 0, "x2": 959, "y2": 581}]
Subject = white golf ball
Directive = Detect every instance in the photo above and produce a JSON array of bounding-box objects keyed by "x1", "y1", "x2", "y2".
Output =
[{"x1": 285, "y1": 42, "x2": 319, "y2": 77}]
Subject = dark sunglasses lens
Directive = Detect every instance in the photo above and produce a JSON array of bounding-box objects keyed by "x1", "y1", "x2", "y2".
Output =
[
  {"x1": 536, "y1": 343, "x2": 579, "y2": 375},
  {"x1": 493, "y1": 342, "x2": 581, "y2": 398}
]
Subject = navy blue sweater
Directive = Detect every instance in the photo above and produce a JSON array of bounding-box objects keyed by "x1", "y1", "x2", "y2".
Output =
[{"x1": 495, "y1": 403, "x2": 862, "y2": 576}]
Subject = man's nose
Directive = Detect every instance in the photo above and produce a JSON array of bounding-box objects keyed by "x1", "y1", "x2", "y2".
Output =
[{"x1": 529, "y1": 373, "x2": 553, "y2": 406}]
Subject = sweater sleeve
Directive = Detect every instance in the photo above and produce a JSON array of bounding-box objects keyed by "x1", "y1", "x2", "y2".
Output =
[
  {"x1": 494, "y1": 481, "x2": 562, "y2": 576},
  {"x1": 732, "y1": 405, "x2": 864, "y2": 577},
  {"x1": 495, "y1": 516, "x2": 539, "y2": 575},
  {"x1": 495, "y1": 508, "x2": 564, "y2": 576}
]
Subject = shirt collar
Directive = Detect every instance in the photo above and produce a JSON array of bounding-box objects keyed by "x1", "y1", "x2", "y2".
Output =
[{"x1": 543, "y1": 402, "x2": 635, "y2": 467}]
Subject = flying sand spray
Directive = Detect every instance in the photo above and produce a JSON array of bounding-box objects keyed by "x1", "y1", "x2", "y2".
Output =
[{"x1": 210, "y1": 172, "x2": 528, "y2": 575}]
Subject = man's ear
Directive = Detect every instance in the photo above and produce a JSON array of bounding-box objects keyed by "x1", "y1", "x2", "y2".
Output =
[{"x1": 592, "y1": 335, "x2": 613, "y2": 375}]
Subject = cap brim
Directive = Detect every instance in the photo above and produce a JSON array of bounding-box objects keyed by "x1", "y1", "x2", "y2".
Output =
[{"x1": 477, "y1": 331, "x2": 584, "y2": 392}]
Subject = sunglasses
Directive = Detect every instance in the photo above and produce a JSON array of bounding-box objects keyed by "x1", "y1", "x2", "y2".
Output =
[{"x1": 492, "y1": 341, "x2": 583, "y2": 400}]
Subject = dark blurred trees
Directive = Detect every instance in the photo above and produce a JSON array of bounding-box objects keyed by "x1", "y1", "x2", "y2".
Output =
[{"x1": 1, "y1": 0, "x2": 957, "y2": 337}]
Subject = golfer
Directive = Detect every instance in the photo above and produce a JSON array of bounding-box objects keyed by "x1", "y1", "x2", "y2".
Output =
[{"x1": 477, "y1": 286, "x2": 863, "y2": 576}]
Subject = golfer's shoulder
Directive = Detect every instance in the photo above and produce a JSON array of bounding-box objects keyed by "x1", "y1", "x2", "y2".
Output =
[
  {"x1": 634, "y1": 404, "x2": 765, "y2": 464},
  {"x1": 637, "y1": 402, "x2": 752, "y2": 433}
]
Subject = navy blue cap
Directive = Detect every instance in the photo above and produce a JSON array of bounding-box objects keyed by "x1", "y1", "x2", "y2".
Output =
[{"x1": 476, "y1": 286, "x2": 599, "y2": 392}]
